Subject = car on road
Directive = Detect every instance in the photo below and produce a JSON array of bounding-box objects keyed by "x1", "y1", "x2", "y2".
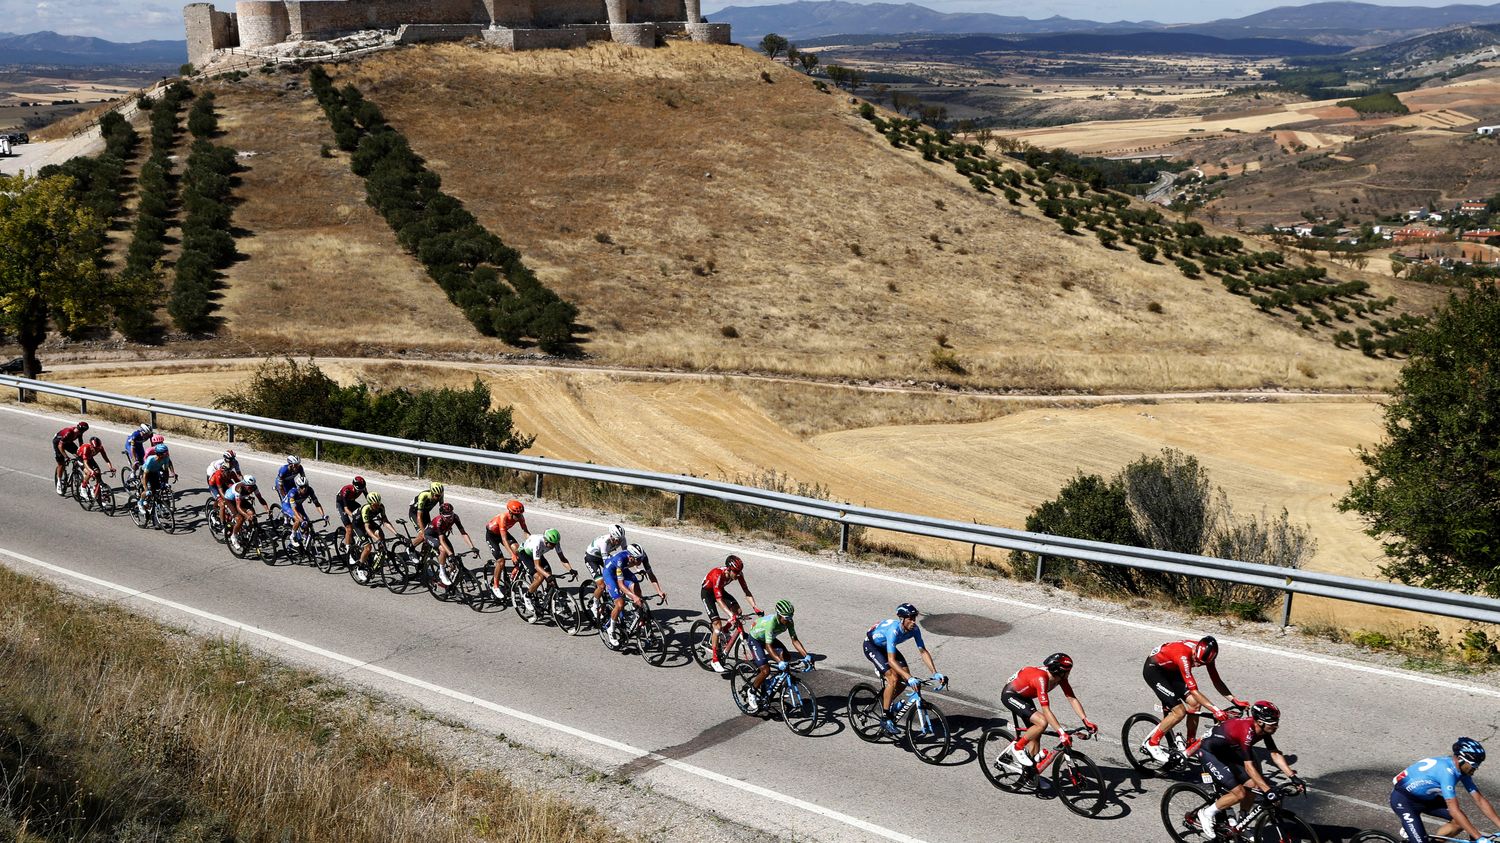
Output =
[
  {"x1": 1, "y1": 132, "x2": 29, "y2": 145},
  {"x1": 1, "y1": 357, "x2": 27, "y2": 375}
]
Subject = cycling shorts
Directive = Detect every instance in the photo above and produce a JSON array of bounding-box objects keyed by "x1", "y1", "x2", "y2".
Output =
[
  {"x1": 338, "y1": 507, "x2": 355, "y2": 527},
  {"x1": 53, "y1": 436, "x2": 76, "y2": 465},
  {"x1": 1001, "y1": 685, "x2": 1039, "y2": 726},
  {"x1": 1143, "y1": 658, "x2": 1190, "y2": 709},
  {"x1": 519, "y1": 550, "x2": 550, "y2": 576},
  {"x1": 423, "y1": 531, "x2": 447, "y2": 549},
  {"x1": 486, "y1": 527, "x2": 516, "y2": 559},
  {"x1": 583, "y1": 551, "x2": 604, "y2": 577},
  {"x1": 747, "y1": 637, "x2": 785, "y2": 667},
  {"x1": 126, "y1": 441, "x2": 144, "y2": 463},
  {"x1": 862, "y1": 638, "x2": 908, "y2": 678},
  {"x1": 1199, "y1": 739, "x2": 1249, "y2": 791},
  {"x1": 280, "y1": 500, "x2": 307, "y2": 521},
  {"x1": 82, "y1": 457, "x2": 101, "y2": 476},
  {"x1": 603, "y1": 569, "x2": 636, "y2": 601},
  {"x1": 1390, "y1": 787, "x2": 1450, "y2": 843},
  {"x1": 700, "y1": 586, "x2": 739, "y2": 621}
]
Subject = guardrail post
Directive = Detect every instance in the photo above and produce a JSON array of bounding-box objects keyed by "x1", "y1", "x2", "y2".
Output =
[
  {"x1": 839, "y1": 523, "x2": 850, "y2": 553},
  {"x1": 149, "y1": 410, "x2": 157, "y2": 428},
  {"x1": 314, "y1": 440, "x2": 322, "y2": 461},
  {"x1": 675, "y1": 493, "x2": 686, "y2": 521},
  {"x1": 416, "y1": 456, "x2": 426, "y2": 478},
  {"x1": 79, "y1": 397, "x2": 87, "y2": 413},
  {"x1": 1280, "y1": 591, "x2": 1294, "y2": 629},
  {"x1": 227, "y1": 423, "x2": 235, "y2": 443},
  {"x1": 1034, "y1": 554, "x2": 1046, "y2": 583},
  {"x1": 533, "y1": 472, "x2": 543, "y2": 499}
]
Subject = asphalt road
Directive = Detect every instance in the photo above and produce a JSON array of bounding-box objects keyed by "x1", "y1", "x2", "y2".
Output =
[{"x1": 1, "y1": 402, "x2": 1495, "y2": 842}]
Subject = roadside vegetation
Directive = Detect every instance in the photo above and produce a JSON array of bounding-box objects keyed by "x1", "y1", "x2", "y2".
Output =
[
  {"x1": 0, "y1": 564, "x2": 625, "y2": 842},
  {"x1": 116, "y1": 84, "x2": 192, "y2": 342},
  {"x1": 169, "y1": 91, "x2": 240, "y2": 334}
]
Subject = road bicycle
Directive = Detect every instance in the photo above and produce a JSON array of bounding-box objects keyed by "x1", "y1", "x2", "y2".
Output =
[
  {"x1": 452, "y1": 553, "x2": 508, "y2": 610},
  {"x1": 729, "y1": 658, "x2": 820, "y2": 735},
  {"x1": 348, "y1": 530, "x2": 411, "y2": 589},
  {"x1": 688, "y1": 611, "x2": 759, "y2": 672},
  {"x1": 513, "y1": 567, "x2": 579, "y2": 628},
  {"x1": 1353, "y1": 829, "x2": 1499, "y2": 842},
  {"x1": 278, "y1": 514, "x2": 331, "y2": 568},
  {"x1": 74, "y1": 464, "x2": 116, "y2": 515},
  {"x1": 847, "y1": 677, "x2": 952, "y2": 765},
  {"x1": 1123, "y1": 702, "x2": 1247, "y2": 777},
  {"x1": 598, "y1": 594, "x2": 669, "y2": 666},
  {"x1": 130, "y1": 478, "x2": 177, "y2": 532},
  {"x1": 58, "y1": 456, "x2": 83, "y2": 500},
  {"x1": 423, "y1": 546, "x2": 481, "y2": 602},
  {"x1": 978, "y1": 719, "x2": 1107, "y2": 818},
  {"x1": 1160, "y1": 771, "x2": 1316, "y2": 843},
  {"x1": 227, "y1": 510, "x2": 274, "y2": 563}
]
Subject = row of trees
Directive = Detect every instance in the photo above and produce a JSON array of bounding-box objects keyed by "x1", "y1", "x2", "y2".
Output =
[
  {"x1": 116, "y1": 84, "x2": 194, "y2": 342},
  {"x1": 169, "y1": 92, "x2": 239, "y2": 334},
  {"x1": 309, "y1": 67, "x2": 579, "y2": 353}
]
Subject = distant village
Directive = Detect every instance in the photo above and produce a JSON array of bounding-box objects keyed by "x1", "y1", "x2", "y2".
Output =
[{"x1": 1269, "y1": 197, "x2": 1500, "y2": 272}]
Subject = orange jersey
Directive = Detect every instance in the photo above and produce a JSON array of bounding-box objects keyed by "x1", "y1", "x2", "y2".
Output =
[{"x1": 488, "y1": 512, "x2": 527, "y2": 535}]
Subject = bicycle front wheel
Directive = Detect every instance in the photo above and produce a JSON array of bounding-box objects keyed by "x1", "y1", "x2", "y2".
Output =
[
  {"x1": 386, "y1": 542, "x2": 418, "y2": 594},
  {"x1": 1052, "y1": 748, "x2": 1107, "y2": 818},
  {"x1": 779, "y1": 677, "x2": 820, "y2": 735},
  {"x1": 1252, "y1": 809, "x2": 1319, "y2": 843},
  {"x1": 131, "y1": 496, "x2": 150, "y2": 530},
  {"x1": 1160, "y1": 782, "x2": 1215, "y2": 843},
  {"x1": 97, "y1": 483, "x2": 116, "y2": 516},
  {"x1": 729, "y1": 664, "x2": 760, "y2": 716},
  {"x1": 847, "y1": 683, "x2": 886, "y2": 742},
  {"x1": 1122, "y1": 711, "x2": 1171, "y2": 776},
  {"x1": 688, "y1": 620, "x2": 718, "y2": 670},
  {"x1": 905, "y1": 701, "x2": 952, "y2": 765},
  {"x1": 550, "y1": 588, "x2": 578, "y2": 630},
  {"x1": 1349, "y1": 833, "x2": 1398, "y2": 843},
  {"x1": 978, "y1": 726, "x2": 1031, "y2": 793},
  {"x1": 638, "y1": 619, "x2": 668, "y2": 667}
]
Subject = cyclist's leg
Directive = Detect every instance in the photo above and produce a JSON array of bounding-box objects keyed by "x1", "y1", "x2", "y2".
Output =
[
  {"x1": 52, "y1": 438, "x2": 66, "y2": 482},
  {"x1": 528, "y1": 555, "x2": 549, "y2": 594},
  {"x1": 1393, "y1": 790, "x2": 1452, "y2": 841},
  {"x1": 1144, "y1": 660, "x2": 1188, "y2": 742},
  {"x1": 1002, "y1": 688, "x2": 1043, "y2": 752},
  {"x1": 1200, "y1": 751, "x2": 1248, "y2": 817},
  {"x1": 747, "y1": 638, "x2": 770, "y2": 690},
  {"x1": 486, "y1": 529, "x2": 505, "y2": 584}
]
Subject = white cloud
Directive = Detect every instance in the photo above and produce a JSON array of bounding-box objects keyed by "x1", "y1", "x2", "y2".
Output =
[{"x1": 2, "y1": 0, "x2": 201, "y2": 40}]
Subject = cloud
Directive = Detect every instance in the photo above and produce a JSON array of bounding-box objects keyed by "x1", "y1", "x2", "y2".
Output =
[{"x1": 1, "y1": 0, "x2": 193, "y2": 40}]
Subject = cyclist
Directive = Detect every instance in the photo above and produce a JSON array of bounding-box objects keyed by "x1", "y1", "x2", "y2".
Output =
[
  {"x1": 1391, "y1": 738, "x2": 1500, "y2": 843},
  {"x1": 600, "y1": 543, "x2": 649, "y2": 647},
  {"x1": 485, "y1": 499, "x2": 530, "y2": 591},
  {"x1": 280, "y1": 474, "x2": 327, "y2": 547},
  {"x1": 75, "y1": 436, "x2": 115, "y2": 500},
  {"x1": 864, "y1": 603, "x2": 946, "y2": 735},
  {"x1": 139, "y1": 443, "x2": 178, "y2": 507},
  {"x1": 51, "y1": 420, "x2": 90, "y2": 493},
  {"x1": 739, "y1": 599, "x2": 812, "y2": 714},
  {"x1": 335, "y1": 476, "x2": 367, "y2": 549},
  {"x1": 226, "y1": 474, "x2": 267, "y2": 550},
  {"x1": 517, "y1": 528, "x2": 575, "y2": 610},
  {"x1": 419, "y1": 502, "x2": 477, "y2": 588},
  {"x1": 701, "y1": 554, "x2": 762, "y2": 673},
  {"x1": 274, "y1": 455, "x2": 305, "y2": 499},
  {"x1": 1141, "y1": 635, "x2": 1249, "y2": 764},
  {"x1": 584, "y1": 524, "x2": 627, "y2": 579},
  {"x1": 354, "y1": 492, "x2": 396, "y2": 573},
  {"x1": 206, "y1": 450, "x2": 241, "y2": 526},
  {"x1": 1193, "y1": 701, "x2": 1300, "y2": 839},
  {"x1": 594, "y1": 540, "x2": 666, "y2": 607},
  {"x1": 1002, "y1": 653, "x2": 1098, "y2": 769},
  {"x1": 123, "y1": 423, "x2": 153, "y2": 472},
  {"x1": 409, "y1": 482, "x2": 444, "y2": 535}
]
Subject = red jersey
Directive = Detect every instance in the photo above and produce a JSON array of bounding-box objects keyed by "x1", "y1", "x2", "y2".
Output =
[
  {"x1": 488, "y1": 512, "x2": 527, "y2": 535},
  {"x1": 1007, "y1": 666, "x2": 1073, "y2": 707},
  {"x1": 1151, "y1": 640, "x2": 1204, "y2": 691},
  {"x1": 77, "y1": 441, "x2": 104, "y2": 462},
  {"x1": 429, "y1": 513, "x2": 460, "y2": 535},
  {"x1": 336, "y1": 484, "x2": 363, "y2": 505},
  {"x1": 56, "y1": 425, "x2": 86, "y2": 445},
  {"x1": 702, "y1": 566, "x2": 745, "y2": 598},
  {"x1": 1203, "y1": 717, "x2": 1276, "y2": 761},
  {"x1": 210, "y1": 468, "x2": 233, "y2": 489}
]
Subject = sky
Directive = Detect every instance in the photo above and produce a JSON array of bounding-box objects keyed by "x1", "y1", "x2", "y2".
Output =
[{"x1": 0, "y1": 0, "x2": 1489, "y2": 41}]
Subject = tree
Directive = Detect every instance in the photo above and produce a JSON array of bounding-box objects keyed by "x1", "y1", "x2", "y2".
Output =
[
  {"x1": 0, "y1": 174, "x2": 107, "y2": 385},
  {"x1": 759, "y1": 33, "x2": 788, "y2": 61},
  {"x1": 798, "y1": 52, "x2": 819, "y2": 74},
  {"x1": 1339, "y1": 282, "x2": 1500, "y2": 595}
]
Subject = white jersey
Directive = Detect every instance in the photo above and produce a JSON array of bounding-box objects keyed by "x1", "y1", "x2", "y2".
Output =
[
  {"x1": 522, "y1": 534, "x2": 556, "y2": 561},
  {"x1": 206, "y1": 457, "x2": 238, "y2": 483},
  {"x1": 586, "y1": 533, "x2": 623, "y2": 558}
]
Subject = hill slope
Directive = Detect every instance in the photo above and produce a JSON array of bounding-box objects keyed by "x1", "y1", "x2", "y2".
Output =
[{"x1": 205, "y1": 42, "x2": 1402, "y2": 391}]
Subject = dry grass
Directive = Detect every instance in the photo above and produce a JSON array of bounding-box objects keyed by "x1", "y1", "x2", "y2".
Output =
[{"x1": 0, "y1": 564, "x2": 625, "y2": 842}]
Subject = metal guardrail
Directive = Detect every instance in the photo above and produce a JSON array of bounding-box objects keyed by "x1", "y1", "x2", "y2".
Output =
[{"x1": 7, "y1": 373, "x2": 1500, "y2": 628}]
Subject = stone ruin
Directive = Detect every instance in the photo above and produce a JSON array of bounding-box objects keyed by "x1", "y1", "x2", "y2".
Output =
[{"x1": 184, "y1": 0, "x2": 731, "y2": 66}]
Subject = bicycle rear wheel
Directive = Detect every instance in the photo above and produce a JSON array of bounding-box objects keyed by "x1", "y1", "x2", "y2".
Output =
[
  {"x1": 159, "y1": 494, "x2": 177, "y2": 533},
  {"x1": 729, "y1": 664, "x2": 761, "y2": 716},
  {"x1": 778, "y1": 677, "x2": 820, "y2": 735},
  {"x1": 978, "y1": 726, "x2": 1032, "y2": 793},
  {"x1": 96, "y1": 483, "x2": 116, "y2": 516},
  {"x1": 1052, "y1": 748, "x2": 1107, "y2": 818},
  {"x1": 131, "y1": 496, "x2": 150, "y2": 529},
  {"x1": 905, "y1": 701, "x2": 952, "y2": 764},
  {"x1": 1252, "y1": 809, "x2": 1318, "y2": 843},
  {"x1": 550, "y1": 587, "x2": 578, "y2": 630},
  {"x1": 1160, "y1": 782, "x2": 1215, "y2": 843},
  {"x1": 638, "y1": 618, "x2": 668, "y2": 667},
  {"x1": 73, "y1": 473, "x2": 92, "y2": 511},
  {"x1": 847, "y1": 683, "x2": 887, "y2": 742},
  {"x1": 385, "y1": 542, "x2": 419, "y2": 594},
  {"x1": 1122, "y1": 712, "x2": 1173, "y2": 776},
  {"x1": 688, "y1": 620, "x2": 718, "y2": 670}
]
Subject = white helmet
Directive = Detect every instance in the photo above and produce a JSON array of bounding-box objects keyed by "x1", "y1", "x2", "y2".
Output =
[
  {"x1": 286, "y1": 455, "x2": 301, "y2": 466},
  {"x1": 138, "y1": 423, "x2": 152, "y2": 435},
  {"x1": 609, "y1": 524, "x2": 626, "y2": 544},
  {"x1": 244, "y1": 474, "x2": 257, "y2": 486},
  {"x1": 294, "y1": 474, "x2": 307, "y2": 488}
]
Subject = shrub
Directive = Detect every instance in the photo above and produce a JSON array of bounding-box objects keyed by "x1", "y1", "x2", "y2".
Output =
[
  {"x1": 1096, "y1": 229, "x2": 1118, "y2": 249},
  {"x1": 720, "y1": 325, "x2": 739, "y2": 338},
  {"x1": 928, "y1": 346, "x2": 966, "y2": 375},
  {"x1": 1137, "y1": 243, "x2": 1158, "y2": 263}
]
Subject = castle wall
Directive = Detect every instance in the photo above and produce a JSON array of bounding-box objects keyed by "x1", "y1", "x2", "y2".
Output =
[
  {"x1": 630, "y1": 0, "x2": 683, "y2": 23},
  {"x1": 483, "y1": 26, "x2": 587, "y2": 49},
  {"x1": 529, "y1": 0, "x2": 610, "y2": 27},
  {"x1": 286, "y1": 0, "x2": 484, "y2": 39},
  {"x1": 396, "y1": 23, "x2": 486, "y2": 42},
  {"x1": 185, "y1": 3, "x2": 240, "y2": 66},
  {"x1": 237, "y1": 0, "x2": 291, "y2": 47},
  {"x1": 486, "y1": 0, "x2": 535, "y2": 28}
]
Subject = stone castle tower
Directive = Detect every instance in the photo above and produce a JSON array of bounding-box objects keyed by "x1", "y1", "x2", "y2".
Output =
[{"x1": 185, "y1": 0, "x2": 729, "y2": 66}]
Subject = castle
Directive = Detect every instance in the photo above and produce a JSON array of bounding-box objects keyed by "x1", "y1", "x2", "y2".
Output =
[{"x1": 183, "y1": 0, "x2": 730, "y2": 66}]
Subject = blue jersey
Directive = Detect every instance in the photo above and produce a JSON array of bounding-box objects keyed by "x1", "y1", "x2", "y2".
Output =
[
  {"x1": 1397, "y1": 757, "x2": 1477, "y2": 801},
  {"x1": 276, "y1": 464, "x2": 304, "y2": 492},
  {"x1": 868, "y1": 618, "x2": 924, "y2": 653},
  {"x1": 142, "y1": 453, "x2": 172, "y2": 475},
  {"x1": 125, "y1": 429, "x2": 151, "y2": 453},
  {"x1": 601, "y1": 549, "x2": 635, "y2": 584},
  {"x1": 280, "y1": 484, "x2": 320, "y2": 515}
]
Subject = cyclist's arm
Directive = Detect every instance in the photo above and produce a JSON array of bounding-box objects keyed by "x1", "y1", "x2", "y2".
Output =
[
  {"x1": 457, "y1": 521, "x2": 476, "y2": 549},
  {"x1": 916, "y1": 641, "x2": 937, "y2": 675},
  {"x1": 737, "y1": 575, "x2": 761, "y2": 613},
  {"x1": 1059, "y1": 679, "x2": 1090, "y2": 726},
  {"x1": 1205, "y1": 662, "x2": 1235, "y2": 701},
  {"x1": 1268, "y1": 746, "x2": 1296, "y2": 780},
  {"x1": 1243, "y1": 756, "x2": 1274, "y2": 795},
  {"x1": 555, "y1": 548, "x2": 573, "y2": 570}
]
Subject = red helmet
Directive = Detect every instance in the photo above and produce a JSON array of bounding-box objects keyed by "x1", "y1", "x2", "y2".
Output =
[
  {"x1": 725, "y1": 554, "x2": 743, "y2": 574},
  {"x1": 1043, "y1": 652, "x2": 1073, "y2": 675},
  {"x1": 352, "y1": 475, "x2": 366, "y2": 489},
  {"x1": 76, "y1": 421, "x2": 89, "y2": 431},
  {"x1": 439, "y1": 502, "x2": 455, "y2": 515},
  {"x1": 507, "y1": 499, "x2": 524, "y2": 515},
  {"x1": 1195, "y1": 635, "x2": 1220, "y2": 664},
  {"x1": 150, "y1": 434, "x2": 165, "y2": 445}
]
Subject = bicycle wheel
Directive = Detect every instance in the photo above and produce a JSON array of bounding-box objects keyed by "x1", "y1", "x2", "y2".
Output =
[
  {"x1": 1252, "y1": 809, "x2": 1319, "y2": 843},
  {"x1": 1122, "y1": 711, "x2": 1172, "y2": 776},
  {"x1": 208, "y1": 506, "x2": 225, "y2": 542},
  {"x1": 97, "y1": 483, "x2": 116, "y2": 516},
  {"x1": 313, "y1": 534, "x2": 336, "y2": 574},
  {"x1": 386, "y1": 541, "x2": 419, "y2": 594},
  {"x1": 120, "y1": 466, "x2": 137, "y2": 495},
  {"x1": 514, "y1": 584, "x2": 540, "y2": 623},
  {"x1": 73, "y1": 473, "x2": 92, "y2": 510},
  {"x1": 157, "y1": 493, "x2": 176, "y2": 533},
  {"x1": 688, "y1": 620, "x2": 719, "y2": 670},
  {"x1": 1160, "y1": 782, "x2": 1216, "y2": 843},
  {"x1": 570, "y1": 589, "x2": 601, "y2": 636},
  {"x1": 847, "y1": 683, "x2": 887, "y2": 742},
  {"x1": 63, "y1": 464, "x2": 82, "y2": 500},
  {"x1": 638, "y1": 618, "x2": 668, "y2": 667},
  {"x1": 349, "y1": 550, "x2": 374, "y2": 586},
  {"x1": 778, "y1": 677, "x2": 820, "y2": 735},
  {"x1": 131, "y1": 495, "x2": 150, "y2": 529},
  {"x1": 905, "y1": 700, "x2": 952, "y2": 764},
  {"x1": 457, "y1": 566, "x2": 486, "y2": 608},
  {"x1": 486, "y1": 565, "x2": 512, "y2": 607},
  {"x1": 550, "y1": 587, "x2": 578, "y2": 630},
  {"x1": 725, "y1": 633, "x2": 752, "y2": 670},
  {"x1": 729, "y1": 664, "x2": 761, "y2": 716},
  {"x1": 425, "y1": 558, "x2": 450, "y2": 601},
  {"x1": 1349, "y1": 833, "x2": 1398, "y2": 843},
  {"x1": 1053, "y1": 748, "x2": 1107, "y2": 818},
  {"x1": 978, "y1": 726, "x2": 1032, "y2": 793}
]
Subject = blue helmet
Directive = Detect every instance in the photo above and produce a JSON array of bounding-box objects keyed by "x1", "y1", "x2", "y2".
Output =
[
  {"x1": 896, "y1": 602, "x2": 919, "y2": 619},
  {"x1": 153, "y1": 444, "x2": 168, "y2": 455},
  {"x1": 1455, "y1": 738, "x2": 1486, "y2": 766}
]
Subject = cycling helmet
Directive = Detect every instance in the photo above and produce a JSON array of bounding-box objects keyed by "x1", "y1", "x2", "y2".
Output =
[
  {"x1": 608, "y1": 524, "x2": 626, "y2": 544},
  {"x1": 150, "y1": 434, "x2": 165, "y2": 445},
  {"x1": 507, "y1": 499, "x2": 524, "y2": 515},
  {"x1": 138, "y1": 423, "x2": 152, "y2": 435},
  {"x1": 896, "y1": 602, "x2": 920, "y2": 619},
  {"x1": 222, "y1": 449, "x2": 236, "y2": 462},
  {"x1": 76, "y1": 421, "x2": 89, "y2": 432},
  {"x1": 153, "y1": 444, "x2": 168, "y2": 455},
  {"x1": 429, "y1": 482, "x2": 444, "y2": 496},
  {"x1": 725, "y1": 554, "x2": 744, "y2": 573},
  {"x1": 627, "y1": 542, "x2": 647, "y2": 562},
  {"x1": 1043, "y1": 652, "x2": 1074, "y2": 675},
  {"x1": 775, "y1": 599, "x2": 795, "y2": 618},
  {"x1": 89, "y1": 436, "x2": 102, "y2": 448},
  {"x1": 294, "y1": 474, "x2": 307, "y2": 488},
  {"x1": 352, "y1": 475, "x2": 366, "y2": 489},
  {"x1": 366, "y1": 491, "x2": 381, "y2": 505},
  {"x1": 1250, "y1": 700, "x2": 1281, "y2": 725},
  {"x1": 244, "y1": 474, "x2": 257, "y2": 486},
  {"x1": 1455, "y1": 738, "x2": 1486, "y2": 766},
  {"x1": 543, "y1": 528, "x2": 560, "y2": 545},
  {"x1": 1195, "y1": 635, "x2": 1219, "y2": 664},
  {"x1": 439, "y1": 502, "x2": 454, "y2": 515},
  {"x1": 286, "y1": 455, "x2": 300, "y2": 466}
]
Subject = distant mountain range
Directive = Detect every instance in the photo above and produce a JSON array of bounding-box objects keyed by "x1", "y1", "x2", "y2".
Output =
[
  {"x1": 0, "y1": 31, "x2": 186, "y2": 66},
  {"x1": 713, "y1": 0, "x2": 1500, "y2": 47},
  {"x1": 903, "y1": 32, "x2": 1345, "y2": 58}
]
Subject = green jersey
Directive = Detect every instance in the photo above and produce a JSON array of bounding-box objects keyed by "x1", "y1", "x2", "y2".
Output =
[{"x1": 750, "y1": 614, "x2": 796, "y2": 645}]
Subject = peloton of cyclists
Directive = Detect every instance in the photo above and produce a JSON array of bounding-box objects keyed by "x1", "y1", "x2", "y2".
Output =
[
  {"x1": 864, "y1": 603, "x2": 947, "y2": 736},
  {"x1": 740, "y1": 599, "x2": 813, "y2": 714},
  {"x1": 1001, "y1": 653, "x2": 1097, "y2": 769},
  {"x1": 1391, "y1": 739, "x2": 1500, "y2": 843},
  {"x1": 51, "y1": 420, "x2": 90, "y2": 493},
  {"x1": 1141, "y1": 635, "x2": 1249, "y2": 764},
  {"x1": 701, "y1": 554, "x2": 762, "y2": 673}
]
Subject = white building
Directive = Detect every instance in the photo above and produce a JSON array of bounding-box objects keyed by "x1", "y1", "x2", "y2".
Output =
[{"x1": 1479, "y1": 126, "x2": 1500, "y2": 136}]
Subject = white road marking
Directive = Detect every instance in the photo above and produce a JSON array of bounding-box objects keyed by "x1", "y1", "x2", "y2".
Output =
[
  {"x1": 6, "y1": 404, "x2": 1500, "y2": 703},
  {"x1": 0, "y1": 544, "x2": 924, "y2": 843}
]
